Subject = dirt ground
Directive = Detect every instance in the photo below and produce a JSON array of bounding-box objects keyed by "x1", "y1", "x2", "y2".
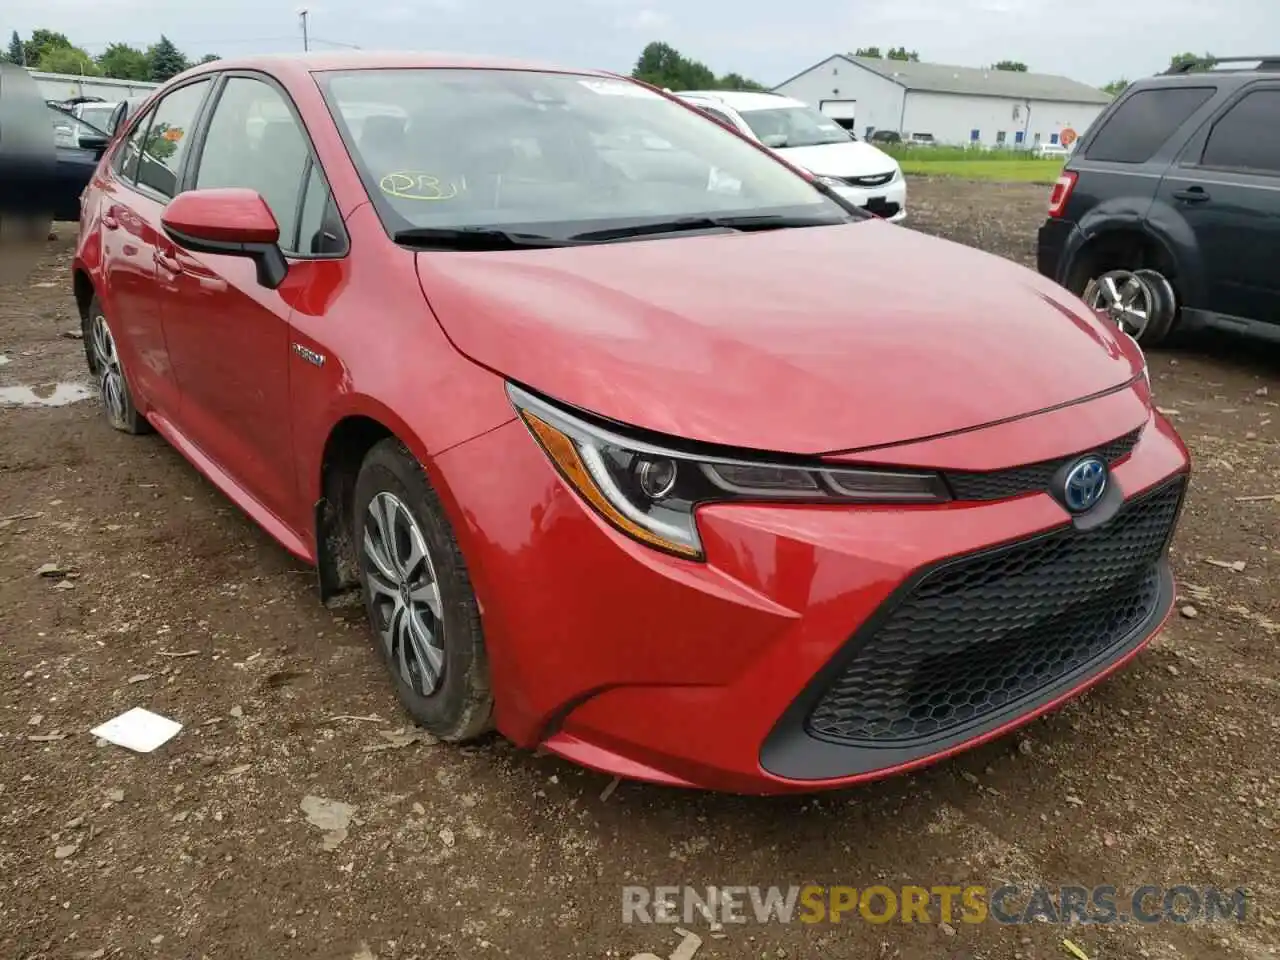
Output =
[{"x1": 1, "y1": 177, "x2": 1278, "y2": 960}]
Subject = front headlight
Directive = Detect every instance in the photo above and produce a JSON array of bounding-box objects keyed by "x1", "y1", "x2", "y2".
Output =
[{"x1": 509, "y1": 384, "x2": 950, "y2": 560}]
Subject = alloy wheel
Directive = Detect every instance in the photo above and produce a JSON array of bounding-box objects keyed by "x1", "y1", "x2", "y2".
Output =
[
  {"x1": 90, "y1": 313, "x2": 129, "y2": 429},
  {"x1": 1084, "y1": 269, "x2": 1155, "y2": 339},
  {"x1": 361, "y1": 491, "x2": 446, "y2": 697}
]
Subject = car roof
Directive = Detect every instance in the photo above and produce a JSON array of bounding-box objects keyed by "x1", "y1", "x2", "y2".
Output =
[
  {"x1": 175, "y1": 50, "x2": 617, "y2": 85},
  {"x1": 1129, "y1": 58, "x2": 1280, "y2": 92},
  {"x1": 676, "y1": 90, "x2": 802, "y2": 112}
]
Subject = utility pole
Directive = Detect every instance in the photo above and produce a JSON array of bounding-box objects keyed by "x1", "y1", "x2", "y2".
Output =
[{"x1": 299, "y1": 8, "x2": 310, "y2": 52}]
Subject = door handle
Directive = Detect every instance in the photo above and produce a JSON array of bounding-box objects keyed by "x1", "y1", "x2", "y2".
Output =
[{"x1": 1173, "y1": 186, "x2": 1210, "y2": 203}]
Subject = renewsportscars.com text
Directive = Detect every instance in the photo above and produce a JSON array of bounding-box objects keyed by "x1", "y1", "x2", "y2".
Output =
[{"x1": 621, "y1": 884, "x2": 1250, "y2": 926}]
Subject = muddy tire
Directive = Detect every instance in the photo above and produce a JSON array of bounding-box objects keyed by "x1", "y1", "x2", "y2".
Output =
[
  {"x1": 83, "y1": 295, "x2": 150, "y2": 434},
  {"x1": 353, "y1": 438, "x2": 493, "y2": 741}
]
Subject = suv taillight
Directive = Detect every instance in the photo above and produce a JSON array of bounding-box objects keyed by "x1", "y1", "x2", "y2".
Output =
[{"x1": 1047, "y1": 171, "x2": 1077, "y2": 218}]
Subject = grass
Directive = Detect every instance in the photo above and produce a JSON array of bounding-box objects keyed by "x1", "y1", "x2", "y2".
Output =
[
  {"x1": 896, "y1": 158, "x2": 1065, "y2": 184},
  {"x1": 878, "y1": 144, "x2": 1039, "y2": 162},
  {"x1": 876, "y1": 143, "x2": 1066, "y2": 184}
]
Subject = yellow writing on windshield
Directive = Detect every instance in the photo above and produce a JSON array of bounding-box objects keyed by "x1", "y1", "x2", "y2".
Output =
[{"x1": 379, "y1": 171, "x2": 460, "y2": 201}]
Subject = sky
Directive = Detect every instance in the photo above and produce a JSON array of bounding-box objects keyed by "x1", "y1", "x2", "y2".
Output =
[{"x1": 5, "y1": 0, "x2": 1279, "y2": 88}]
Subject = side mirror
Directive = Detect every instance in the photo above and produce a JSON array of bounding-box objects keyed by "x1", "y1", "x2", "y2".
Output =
[
  {"x1": 161, "y1": 188, "x2": 288, "y2": 289},
  {"x1": 77, "y1": 133, "x2": 110, "y2": 154}
]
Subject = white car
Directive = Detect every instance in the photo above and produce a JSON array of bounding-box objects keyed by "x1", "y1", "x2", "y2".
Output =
[
  {"x1": 676, "y1": 90, "x2": 907, "y2": 222},
  {"x1": 1032, "y1": 142, "x2": 1070, "y2": 159},
  {"x1": 72, "y1": 100, "x2": 121, "y2": 133}
]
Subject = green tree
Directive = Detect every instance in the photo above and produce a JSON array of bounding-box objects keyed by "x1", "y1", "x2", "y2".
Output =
[
  {"x1": 37, "y1": 44, "x2": 100, "y2": 75},
  {"x1": 853, "y1": 46, "x2": 882, "y2": 58},
  {"x1": 632, "y1": 41, "x2": 717, "y2": 89},
  {"x1": 887, "y1": 46, "x2": 919, "y2": 62},
  {"x1": 199, "y1": 53, "x2": 221, "y2": 64},
  {"x1": 25, "y1": 28, "x2": 73, "y2": 67},
  {"x1": 147, "y1": 35, "x2": 189, "y2": 82},
  {"x1": 5, "y1": 30, "x2": 24, "y2": 64},
  {"x1": 993, "y1": 60, "x2": 1028, "y2": 72},
  {"x1": 1169, "y1": 51, "x2": 1213, "y2": 72},
  {"x1": 718, "y1": 72, "x2": 767, "y2": 92},
  {"x1": 1102, "y1": 78, "x2": 1129, "y2": 96},
  {"x1": 97, "y1": 43, "x2": 150, "y2": 80},
  {"x1": 630, "y1": 42, "x2": 765, "y2": 92}
]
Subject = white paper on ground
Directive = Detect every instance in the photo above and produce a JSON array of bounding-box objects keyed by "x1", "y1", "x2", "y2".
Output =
[{"x1": 90, "y1": 707, "x2": 183, "y2": 753}]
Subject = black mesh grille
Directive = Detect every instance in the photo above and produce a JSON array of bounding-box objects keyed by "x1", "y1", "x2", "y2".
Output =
[
  {"x1": 805, "y1": 476, "x2": 1183, "y2": 746},
  {"x1": 842, "y1": 172, "x2": 896, "y2": 187},
  {"x1": 944, "y1": 428, "x2": 1142, "y2": 502}
]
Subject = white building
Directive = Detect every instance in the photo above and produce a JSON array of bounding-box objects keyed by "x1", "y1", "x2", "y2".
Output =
[
  {"x1": 772, "y1": 55, "x2": 1112, "y2": 149},
  {"x1": 29, "y1": 70, "x2": 159, "y2": 104}
]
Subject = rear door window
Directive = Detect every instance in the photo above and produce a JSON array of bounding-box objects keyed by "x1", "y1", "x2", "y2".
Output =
[
  {"x1": 1199, "y1": 88, "x2": 1280, "y2": 175},
  {"x1": 115, "y1": 106, "x2": 156, "y2": 182},
  {"x1": 1084, "y1": 86, "x2": 1217, "y2": 163},
  {"x1": 135, "y1": 80, "x2": 212, "y2": 199}
]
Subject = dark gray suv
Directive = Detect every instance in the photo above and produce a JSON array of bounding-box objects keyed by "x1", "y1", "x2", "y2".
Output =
[{"x1": 1037, "y1": 56, "x2": 1280, "y2": 346}]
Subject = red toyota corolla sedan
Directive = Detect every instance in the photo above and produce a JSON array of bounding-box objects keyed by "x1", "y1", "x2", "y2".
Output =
[{"x1": 71, "y1": 53, "x2": 1190, "y2": 794}]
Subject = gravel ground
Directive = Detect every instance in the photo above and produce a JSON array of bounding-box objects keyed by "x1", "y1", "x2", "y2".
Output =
[{"x1": 1, "y1": 177, "x2": 1277, "y2": 960}]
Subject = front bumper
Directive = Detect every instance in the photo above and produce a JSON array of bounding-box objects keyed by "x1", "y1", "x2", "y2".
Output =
[
  {"x1": 434, "y1": 384, "x2": 1189, "y2": 794},
  {"x1": 831, "y1": 175, "x2": 907, "y2": 222}
]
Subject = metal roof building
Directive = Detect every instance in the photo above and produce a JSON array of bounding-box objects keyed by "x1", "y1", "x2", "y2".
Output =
[
  {"x1": 28, "y1": 70, "x2": 159, "y2": 105},
  {"x1": 773, "y1": 54, "x2": 1113, "y2": 148}
]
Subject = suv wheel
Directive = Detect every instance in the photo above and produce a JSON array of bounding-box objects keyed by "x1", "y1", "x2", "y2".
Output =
[{"x1": 1082, "y1": 268, "x2": 1178, "y2": 346}]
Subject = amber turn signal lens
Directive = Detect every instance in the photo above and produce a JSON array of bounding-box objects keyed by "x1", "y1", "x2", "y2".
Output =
[{"x1": 520, "y1": 412, "x2": 703, "y2": 559}]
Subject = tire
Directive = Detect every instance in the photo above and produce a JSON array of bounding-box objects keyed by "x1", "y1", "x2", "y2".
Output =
[
  {"x1": 353, "y1": 438, "x2": 493, "y2": 741},
  {"x1": 82, "y1": 295, "x2": 151, "y2": 434},
  {"x1": 1132, "y1": 269, "x2": 1179, "y2": 346},
  {"x1": 1080, "y1": 267, "x2": 1178, "y2": 348}
]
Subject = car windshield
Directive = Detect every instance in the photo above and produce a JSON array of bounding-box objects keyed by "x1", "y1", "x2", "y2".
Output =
[
  {"x1": 318, "y1": 68, "x2": 849, "y2": 240},
  {"x1": 736, "y1": 105, "x2": 853, "y2": 148},
  {"x1": 77, "y1": 103, "x2": 117, "y2": 129}
]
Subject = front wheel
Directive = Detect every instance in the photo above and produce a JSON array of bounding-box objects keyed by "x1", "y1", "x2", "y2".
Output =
[{"x1": 352, "y1": 439, "x2": 493, "y2": 741}]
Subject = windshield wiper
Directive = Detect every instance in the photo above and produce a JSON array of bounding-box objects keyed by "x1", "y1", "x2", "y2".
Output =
[
  {"x1": 392, "y1": 226, "x2": 573, "y2": 250},
  {"x1": 569, "y1": 214, "x2": 843, "y2": 243}
]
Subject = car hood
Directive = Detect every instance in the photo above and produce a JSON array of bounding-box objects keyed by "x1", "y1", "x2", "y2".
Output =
[
  {"x1": 773, "y1": 140, "x2": 899, "y2": 178},
  {"x1": 415, "y1": 221, "x2": 1142, "y2": 455}
]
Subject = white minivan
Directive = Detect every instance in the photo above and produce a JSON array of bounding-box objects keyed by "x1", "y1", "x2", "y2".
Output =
[{"x1": 676, "y1": 90, "x2": 907, "y2": 222}]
